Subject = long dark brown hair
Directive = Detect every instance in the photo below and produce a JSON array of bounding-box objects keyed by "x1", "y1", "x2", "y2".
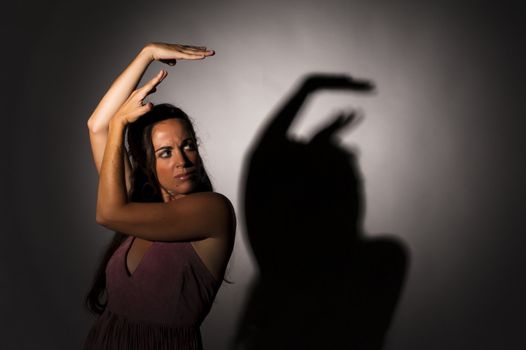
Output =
[{"x1": 85, "y1": 104, "x2": 213, "y2": 315}]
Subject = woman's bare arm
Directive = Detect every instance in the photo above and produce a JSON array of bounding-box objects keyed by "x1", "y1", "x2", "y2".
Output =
[
  {"x1": 95, "y1": 46, "x2": 234, "y2": 242},
  {"x1": 97, "y1": 106, "x2": 235, "y2": 242},
  {"x1": 86, "y1": 43, "x2": 214, "y2": 188},
  {"x1": 86, "y1": 46, "x2": 154, "y2": 191}
]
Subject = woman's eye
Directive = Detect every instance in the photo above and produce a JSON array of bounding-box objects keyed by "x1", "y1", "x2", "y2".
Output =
[
  {"x1": 159, "y1": 150, "x2": 172, "y2": 158},
  {"x1": 183, "y1": 143, "x2": 197, "y2": 151}
]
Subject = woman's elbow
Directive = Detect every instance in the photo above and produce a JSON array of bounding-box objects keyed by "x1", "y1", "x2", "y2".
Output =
[
  {"x1": 87, "y1": 118, "x2": 96, "y2": 132},
  {"x1": 87, "y1": 118, "x2": 106, "y2": 134},
  {"x1": 95, "y1": 211, "x2": 108, "y2": 227},
  {"x1": 95, "y1": 202, "x2": 128, "y2": 229},
  {"x1": 95, "y1": 207, "x2": 114, "y2": 228}
]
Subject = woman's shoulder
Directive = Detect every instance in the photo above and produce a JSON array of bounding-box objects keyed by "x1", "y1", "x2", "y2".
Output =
[
  {"x1": 187, "y1": 191, "x2": 230, "y2": 200},
  {"x1": 181, "y1": 191, "x2": 236, "y2": 234},
  {"x1": 207, "y1": 192, "x2": 236, "y2": 230},
  {"x1": 183, "y1": 191, "x2": 233, "y2": 209}
]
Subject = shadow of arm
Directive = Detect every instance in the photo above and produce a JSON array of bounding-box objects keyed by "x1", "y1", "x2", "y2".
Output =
[{"x1": 254, "y1": 74, "x2": 375, "y2": 149}]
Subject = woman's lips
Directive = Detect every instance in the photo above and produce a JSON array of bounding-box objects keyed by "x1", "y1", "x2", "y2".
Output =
[{"x1": 174, "y1": 171, "x2": 196, "y2": 181}]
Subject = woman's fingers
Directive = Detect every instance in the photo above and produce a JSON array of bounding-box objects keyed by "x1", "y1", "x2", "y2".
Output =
[
  {"x1": 137, "y1": 70, "x2": 167, "y2": 99},
  {"x1": 135, "y1": 102, "x2": 154, "y2": 117},
  {"x1": 175, "y1": 47, "x2": 213, "y2": 59},
  {"x1": 113, "y1": 70, "x2": 167, "y2": 124},
  {"x1": 183, "y1": 47, "x2": 215, "y2": 56},
  {"x1": 178, "y1": 52, "x2": 206, "y2": 59},
  {"x1": 166, "y1": 44, "x2": 214, "y2": 58},
  {"x1": 149, "y1": 42, "x2": 215, "y2": 62},
  {"x1": 125, "y1": 102, "x2": 154, "y2": 123},
  {"x1": 180, "y1": 44, "x2": 212, "y2": 53},
  {"x1": 181, "y1": 44, "x2": 207, "y2": 50}
]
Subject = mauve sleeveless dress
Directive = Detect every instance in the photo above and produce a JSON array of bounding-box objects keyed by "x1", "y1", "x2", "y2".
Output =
[{"x1": 84, "y1": 236, "x2": 221, "y2": 349}]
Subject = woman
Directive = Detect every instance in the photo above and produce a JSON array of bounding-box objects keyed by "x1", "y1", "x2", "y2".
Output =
[{"x1": 84, "y1": 43, "x2": 236, "y2": 349}]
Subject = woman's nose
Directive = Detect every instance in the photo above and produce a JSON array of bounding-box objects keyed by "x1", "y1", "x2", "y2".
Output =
[{"x1": 174, "y1": 150, "x2": 187, "y2": 168}]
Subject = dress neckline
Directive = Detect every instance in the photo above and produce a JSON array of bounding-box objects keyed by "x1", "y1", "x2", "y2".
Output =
[{"x1": 124, "y1": 236, "x2": 155, "y2": 278}]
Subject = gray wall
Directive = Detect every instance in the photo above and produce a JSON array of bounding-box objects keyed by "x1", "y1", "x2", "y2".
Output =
[{"x1": 6, "y1": 0, "x2": 525, "y2": 348}]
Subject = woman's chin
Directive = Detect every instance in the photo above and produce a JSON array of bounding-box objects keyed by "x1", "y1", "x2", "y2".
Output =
[{"x1": 167, "y1": 181, "x2": 198, "y2": 197}]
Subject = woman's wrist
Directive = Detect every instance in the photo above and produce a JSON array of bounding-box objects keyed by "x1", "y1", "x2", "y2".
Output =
[
  {"x1": 139, "y1": 44, "x2": 156, "y2": 63},
  {"x1": 109, "y1": 115, "x2": 128, "y2": 131}
]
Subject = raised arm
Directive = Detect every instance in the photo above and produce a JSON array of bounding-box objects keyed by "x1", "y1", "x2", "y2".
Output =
[
  {"x1": 86, "y1": 43, "x2": 214, "y2": 186},
  {"x1": 95, "y1": 47, "x2": 234, "y2": 243},
  {"x1": 87, "y1": 45, "x2": 152, "y2": 182}
]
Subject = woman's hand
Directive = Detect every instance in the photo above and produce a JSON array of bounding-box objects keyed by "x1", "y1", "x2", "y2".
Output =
[
  {"x1": 112, "y1": 69, "x2": 168, "y2": 126},
  {"x1": 142, "y1": 42, "x2": 215, "y2": 66}
]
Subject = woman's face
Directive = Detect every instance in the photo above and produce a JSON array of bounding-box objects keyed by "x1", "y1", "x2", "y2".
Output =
[{"x1": 150, "y1": 118, "x2": 202, "y2": 201}]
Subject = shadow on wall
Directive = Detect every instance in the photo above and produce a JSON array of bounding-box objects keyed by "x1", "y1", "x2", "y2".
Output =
[{"x1": 235, "y1": 74, "x2": 410, "y2": 350}]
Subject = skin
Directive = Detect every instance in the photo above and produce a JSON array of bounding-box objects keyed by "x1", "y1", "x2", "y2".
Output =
[
  {"x1": 152, "y1": 119, "x2": 202, "y2": 202},
  {"x1": 88, "y1": 43, "x2": 235, "y2": 281}
]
